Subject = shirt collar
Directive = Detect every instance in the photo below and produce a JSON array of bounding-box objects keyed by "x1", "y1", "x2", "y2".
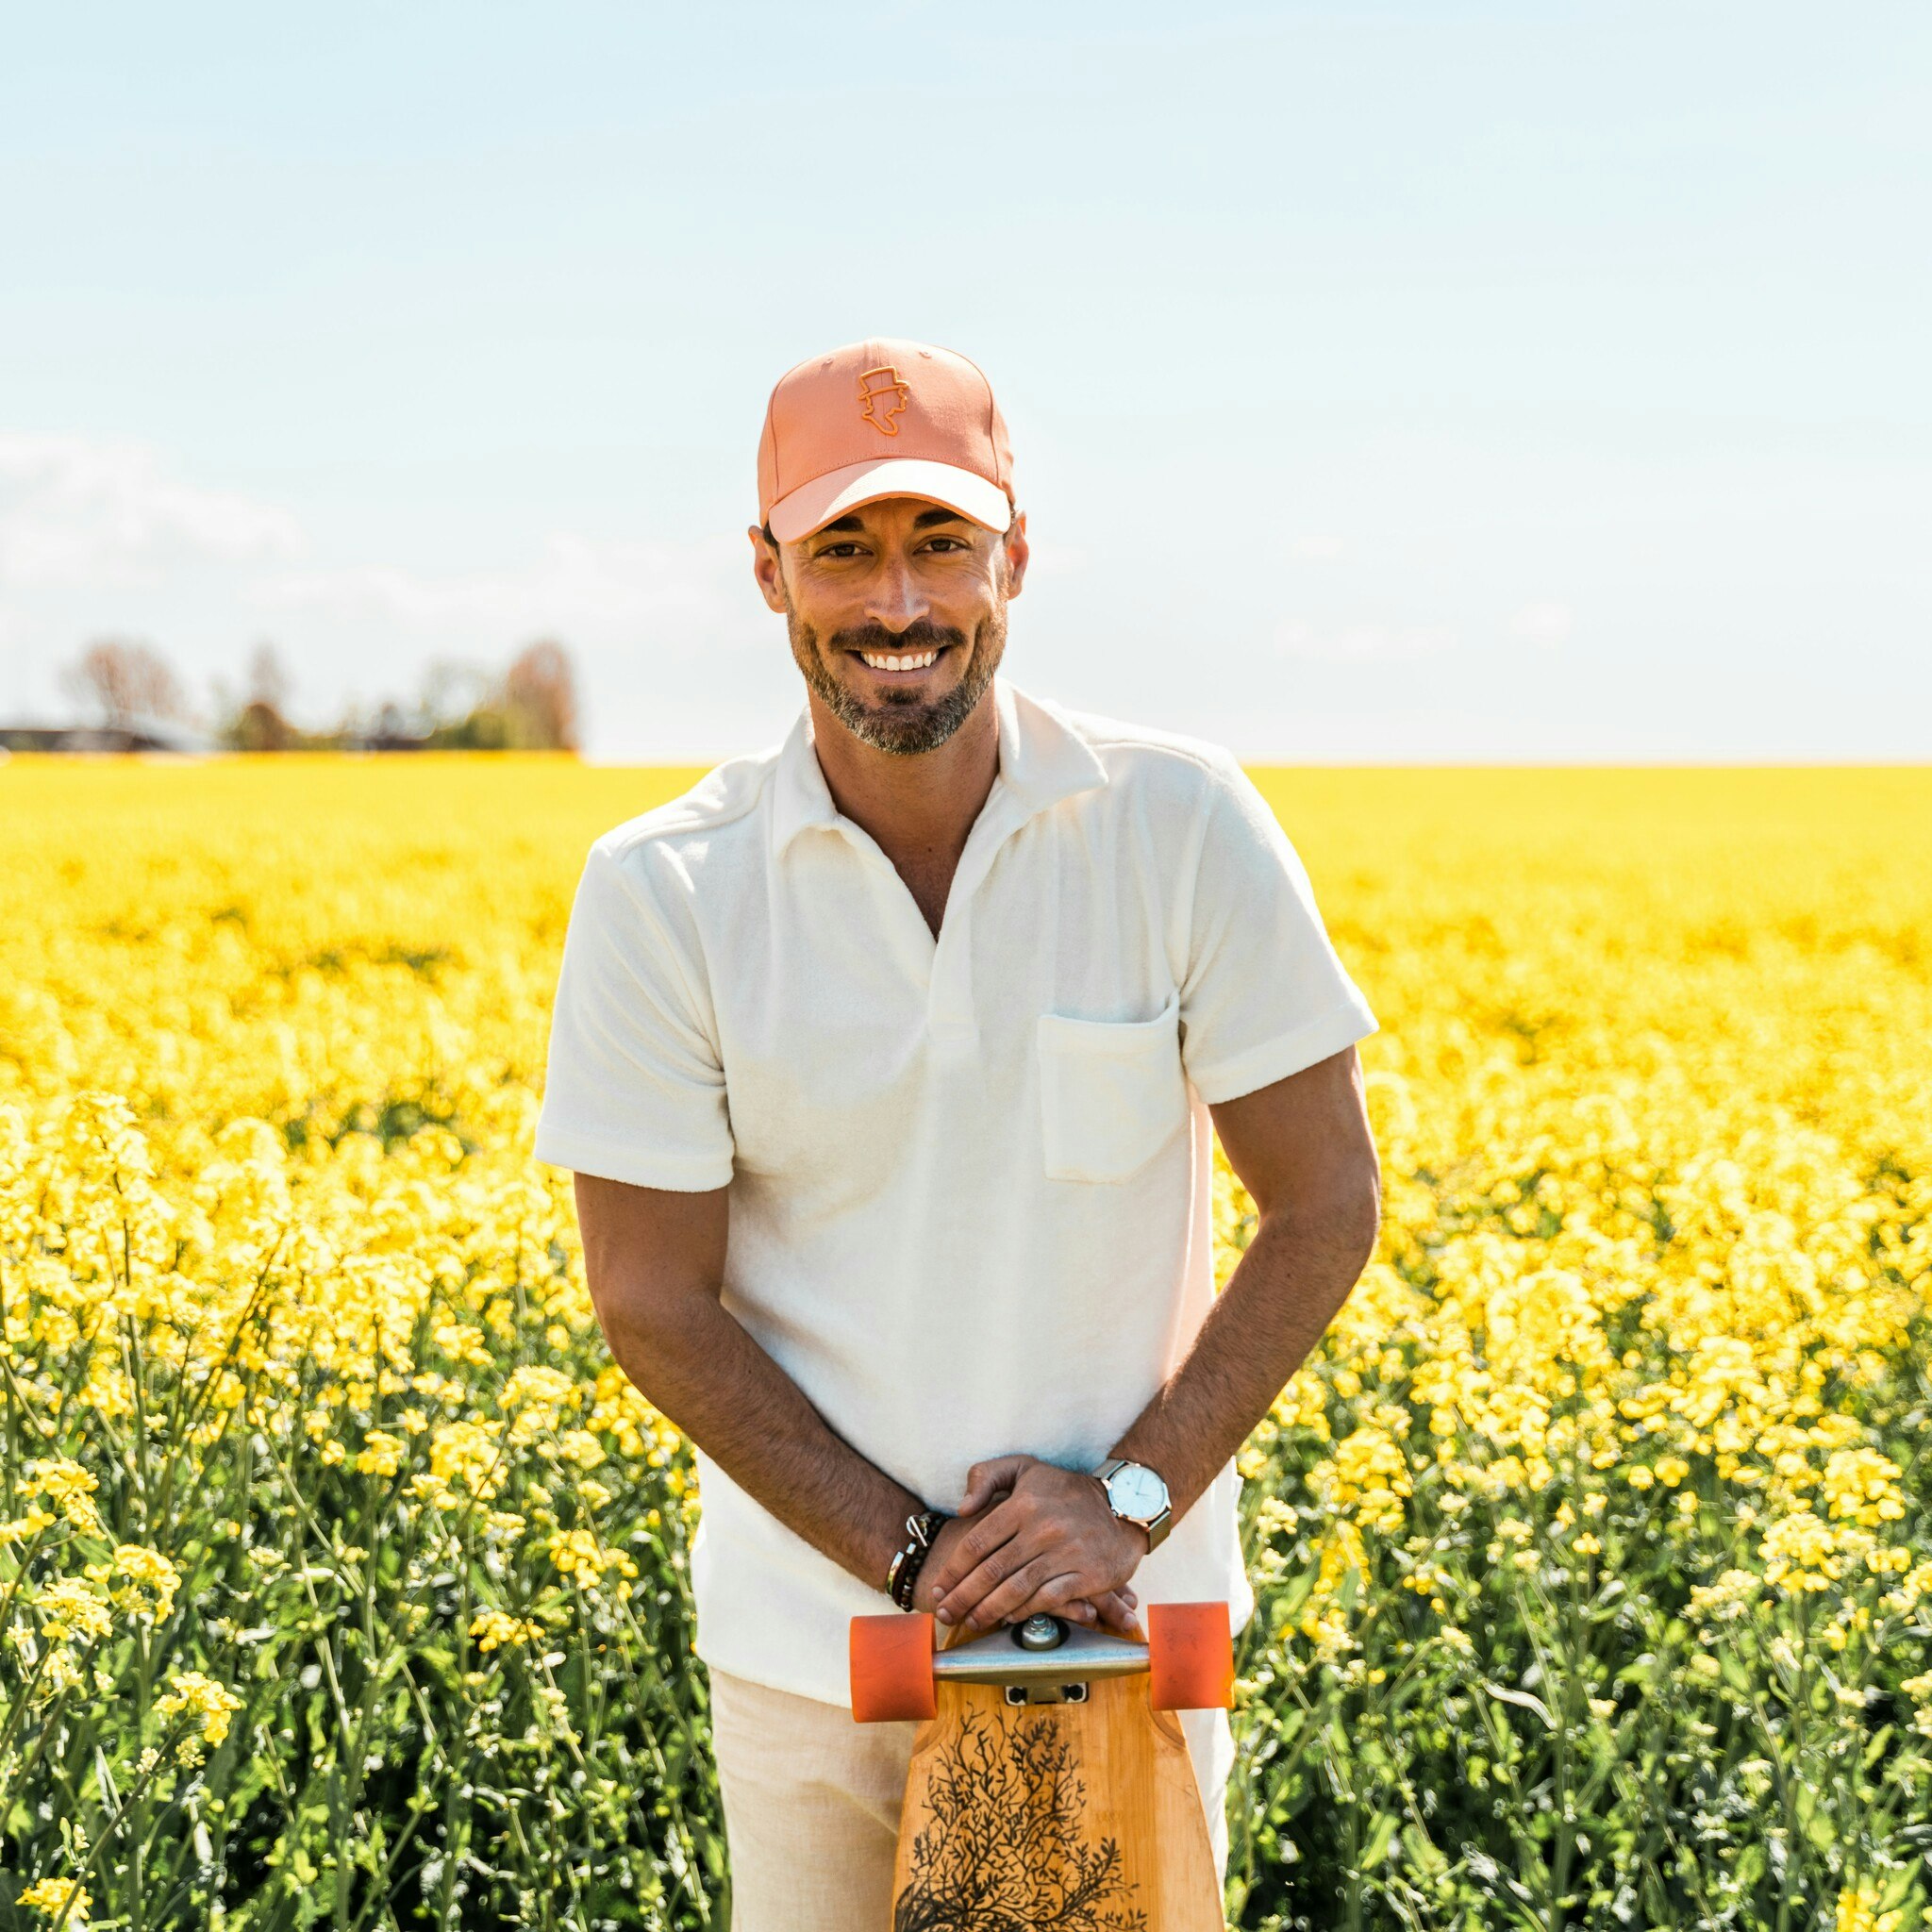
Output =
[{"x1": 770, "y1": 673, "x2": 1108, "y2": 859}]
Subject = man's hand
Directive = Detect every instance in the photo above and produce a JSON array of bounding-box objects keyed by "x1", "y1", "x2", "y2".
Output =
[
  {"x1": 917, "y1": 1455, "x2": 1147, "y2": 1636},
  {"x1": 911, "y1": 1505, "x2": 1141, "y2": 1635}
]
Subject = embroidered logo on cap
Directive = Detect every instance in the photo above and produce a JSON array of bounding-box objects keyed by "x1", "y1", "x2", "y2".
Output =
[{"x1": 858, "y1": 365, "x2": 909, "y2": 437}]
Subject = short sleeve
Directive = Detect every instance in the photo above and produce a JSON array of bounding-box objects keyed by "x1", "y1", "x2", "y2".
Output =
[
  {"x1": 1178, "y1": 758, "x2": 1378, "y2": 1106},
  {"x1": 533, "y1": 840, "x2": 736, "y2": 1191}
]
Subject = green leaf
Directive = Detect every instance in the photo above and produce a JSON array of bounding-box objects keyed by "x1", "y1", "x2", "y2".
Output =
[{"x1": 1359, "y1": 1809, "x2": 1399, "y2": 1871}]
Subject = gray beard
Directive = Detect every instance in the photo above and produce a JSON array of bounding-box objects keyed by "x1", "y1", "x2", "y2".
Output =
[{"x1": 787, "y1": 608, "x2": 1006, "y2": 758}]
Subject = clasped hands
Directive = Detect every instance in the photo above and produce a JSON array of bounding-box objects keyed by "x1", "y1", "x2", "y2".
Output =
[{"x1": 908, "y1": 1453, "x2": 1148, "y2": 1638}]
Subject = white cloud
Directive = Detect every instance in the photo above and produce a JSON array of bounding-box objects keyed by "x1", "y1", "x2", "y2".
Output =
[
  {"x1": 0, "y1": 433, "x2": 304, "y2": 588},
  {"x1": 1508, "y1": 600, "x2": 1573, "y2": 646},
  {"x1": 252, "y1": 531, "x2": 762, "y2": 658},
  {"x1": 1274, "y1": 618, "x2": 1457, "y2": 662},
  {"x1": 1287, "y1": 533, "x2": 1346, "y2": 562}
]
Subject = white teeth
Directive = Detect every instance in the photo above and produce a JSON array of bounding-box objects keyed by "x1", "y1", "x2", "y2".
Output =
[{"x1": 859, "y1": 649, "x2": 939, "y2": 670}]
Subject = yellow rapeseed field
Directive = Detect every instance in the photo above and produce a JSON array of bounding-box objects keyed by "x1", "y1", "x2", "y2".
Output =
[{"x1": 2, "y1": 753, "x2": 1928, "y2": 1932}]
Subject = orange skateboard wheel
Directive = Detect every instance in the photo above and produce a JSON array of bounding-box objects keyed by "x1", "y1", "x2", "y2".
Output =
[
  {"x1": 1147, "y1": 1601, "x2": 1234, "y2": 1711},
  {"x1": 850, "y1": 1613, "x2": 937, "y2": 1723}
]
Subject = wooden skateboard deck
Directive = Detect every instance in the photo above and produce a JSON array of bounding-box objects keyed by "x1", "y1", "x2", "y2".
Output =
[{"x1": 885, "y1": 1615, "x2": 1226, "y2": 1931}]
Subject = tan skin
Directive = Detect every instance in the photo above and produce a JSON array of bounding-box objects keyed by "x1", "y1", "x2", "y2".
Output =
[{"x1": 570, "y1": 495, "x2": 1383, "y2": 1641}]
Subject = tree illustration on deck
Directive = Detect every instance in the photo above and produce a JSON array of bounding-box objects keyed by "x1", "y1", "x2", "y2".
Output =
[{"x1": 893, "y1": 1705, "x2": 1148, "y2": 1932}]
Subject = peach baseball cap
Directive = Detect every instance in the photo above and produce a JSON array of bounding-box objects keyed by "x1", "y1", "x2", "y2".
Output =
[{"x1": 758, "y1": 337, "x2": 1014, "y2": 543}]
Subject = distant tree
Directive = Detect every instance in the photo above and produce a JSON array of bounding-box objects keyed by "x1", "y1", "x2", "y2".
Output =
[
  {"x1": 247, "y1": 641, "x2": 293, "y2": 716},
  {"x1": 206, "y1": 640, "x2": 585, "y2": 755},
  {"x1": 233, "y1": 641, "x2": 299, "y2": 751},
  {"x1": 59, "y1": 638, "x2": 189, "y2": 731},
  {"x1": 503, "y1": 640, "x2": 580, "y2": 751},
  {"x1": 433, "y1": 704, "x2": 514, "y2": 751}
]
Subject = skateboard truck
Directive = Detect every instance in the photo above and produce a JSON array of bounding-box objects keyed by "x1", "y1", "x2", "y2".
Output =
[
  {"x1": 955, "y1": 1612, "x2": 1135, "y2": 1705},
  {"x1": 850, "y1": 1601, "x2": 1235, "y2": 1724}
]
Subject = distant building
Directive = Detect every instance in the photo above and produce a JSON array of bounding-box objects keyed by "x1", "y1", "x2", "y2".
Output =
[
  {"x1": 347, "y1": 701, "x2": 434, "y2": 752},
  {"x1": 0, "y1": 714, "x2": 212, "y2": 755}
]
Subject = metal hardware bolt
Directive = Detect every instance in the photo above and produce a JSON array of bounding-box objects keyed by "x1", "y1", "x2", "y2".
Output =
[{"x1": 1013, "y1": 1615, "x2": 1067, "y2": 1652}]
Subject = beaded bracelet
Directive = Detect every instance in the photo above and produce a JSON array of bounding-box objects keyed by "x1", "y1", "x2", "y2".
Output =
[
  {"x1": 887, "y1": 1509, "x2": 943, "y2": 1608},
  {"x1": 885, "y1": 1508, "x2": 947, "y2": 1611}
]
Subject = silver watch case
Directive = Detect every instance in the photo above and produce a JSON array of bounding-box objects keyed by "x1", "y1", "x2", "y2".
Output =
[{"x1": 1092, "y1": 1457, "x2": 1172, "y2": 1551}]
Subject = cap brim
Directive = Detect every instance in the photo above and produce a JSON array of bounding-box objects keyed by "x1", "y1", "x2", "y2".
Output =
[{"x1": 767, "y1": 458, "x2": 1012, "y2": 543}]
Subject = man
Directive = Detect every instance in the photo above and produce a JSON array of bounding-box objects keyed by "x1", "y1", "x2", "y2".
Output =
[{"x1": 534, "y1": 337, "x2": 1382, "y2": 1929}]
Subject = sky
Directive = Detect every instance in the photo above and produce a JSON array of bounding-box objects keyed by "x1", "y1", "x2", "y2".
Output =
[{"x1": 2, "y1": 1, "x2": 1928, "y2": 762}]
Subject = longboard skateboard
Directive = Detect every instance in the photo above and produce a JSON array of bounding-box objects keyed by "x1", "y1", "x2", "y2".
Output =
[{"x1": 850, "y1": 1601, "x2": 1234, "y2": 1930}]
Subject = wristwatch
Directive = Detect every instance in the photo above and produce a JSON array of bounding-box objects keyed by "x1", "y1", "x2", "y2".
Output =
[{"x1": 1091, "y1": 1457, "x2": 1172, "y2": 1552}]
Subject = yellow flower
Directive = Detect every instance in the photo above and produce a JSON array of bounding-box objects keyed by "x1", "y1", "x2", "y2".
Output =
[
  {"x1": 428, "y1": 1419, "x2": 507, "y2": 1499},
  {"x1": 109, "y1": 1544, "x2": 181, "y2": 1621},
  {"x1": 1761, "y1": 1509, "x2": 1843, "y2": 1593},
  {"x1": 36, "y1": 1579, "x2": 113, "y2": 1643},
  {"x1": 156, "y1": 1670, "x2": 243, "y2": 1748},
  {"x1": 16, "y1": 1877, "x2": 92, "y2": 1924},
  {"x1": 433, "y1": 1321, "x2": 494, "y2": 1369},
  {"x1": 1837, "y1": 1882, "x2": 1906, "y2": 1932},
  {"x1": 23, "y1": 1458, "x2": 104, "y2": 1537},
  {"x1": 470, "y1": 1607, "x2": 545, "y2": 1653},
  {"x1": 1821, "y1": 1446, "x2": 1907, "y2": 1528},
  {"x1": 545, "y1": 1528, "x2": 638, "y2": 1584},
  {"x1": 355, "y1": 1430, "x2": 406, "y2": 1477}
]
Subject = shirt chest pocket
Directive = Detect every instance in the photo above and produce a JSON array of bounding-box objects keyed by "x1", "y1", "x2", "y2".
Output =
[{"x1": 1036, "y1": 991, "x2": 1189, "y2": 1184}]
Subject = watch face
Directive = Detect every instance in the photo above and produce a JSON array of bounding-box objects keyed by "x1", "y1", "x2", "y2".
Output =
[{"x1": 1108, "y1": 1463, "x2": 1167, "y2": 1518}]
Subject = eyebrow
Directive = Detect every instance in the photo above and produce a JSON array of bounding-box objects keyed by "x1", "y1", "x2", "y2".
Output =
[{"x1": 814, "y1": 507, "x2": 970, "y2": 537}]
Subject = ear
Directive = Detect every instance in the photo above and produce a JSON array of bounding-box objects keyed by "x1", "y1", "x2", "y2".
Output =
[
  {"x1": 749, "y1": 524, "x2": 789, "y2": 614},
  {"x1": 1000, "y1": 509, "x2": 1030, "y2": 599}
]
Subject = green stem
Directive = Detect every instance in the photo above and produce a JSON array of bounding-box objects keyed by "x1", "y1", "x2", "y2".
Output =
[{"x1": 40, "y1": 1715, "x2": 199, "y2": 1932}]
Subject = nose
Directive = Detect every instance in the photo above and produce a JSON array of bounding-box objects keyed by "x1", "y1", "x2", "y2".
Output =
[{"x1": 864, "y1": 555, "x2": 930, "y2": 634}]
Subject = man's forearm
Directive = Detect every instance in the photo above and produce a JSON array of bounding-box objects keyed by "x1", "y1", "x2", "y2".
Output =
[
  {"x1": 1105, "y1": 1198, "x2": 1376, "y2": 1529},
  {"x1": 594, "y1": 1290, "x2": 919, "y2": 1591}
]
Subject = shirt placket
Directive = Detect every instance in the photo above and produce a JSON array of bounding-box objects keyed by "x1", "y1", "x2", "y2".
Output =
[
  {"x1": 923, "y1": 780, "x2": 1034, "y2": 1063},
  {"x1": 821, "y1": 773, "x2": 1041, "y2": 1062}
]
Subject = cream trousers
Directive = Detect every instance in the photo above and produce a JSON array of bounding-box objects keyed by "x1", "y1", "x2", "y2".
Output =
[{"x1": 708, "y1": 1666, "x2": 1234, "y2": 1932}]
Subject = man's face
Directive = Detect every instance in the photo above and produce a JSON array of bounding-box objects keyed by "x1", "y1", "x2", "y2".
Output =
[{"x1": 750, "y1": 495, "x2": 1029, "y2": 758}]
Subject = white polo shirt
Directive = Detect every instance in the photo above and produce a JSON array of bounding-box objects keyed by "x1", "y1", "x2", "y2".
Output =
[{"x1": 534, "y1": 674, "x2": 1378, "y2": 1707}]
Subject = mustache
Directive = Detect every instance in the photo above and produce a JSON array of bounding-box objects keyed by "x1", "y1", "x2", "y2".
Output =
[{"x1": 829, "y1": 620, "x2": 968, "y2": 658}]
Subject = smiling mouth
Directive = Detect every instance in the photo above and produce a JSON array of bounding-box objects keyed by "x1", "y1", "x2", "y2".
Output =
[{"x1": 848, "y1": 644, "x2": 951, "y2": 675}]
